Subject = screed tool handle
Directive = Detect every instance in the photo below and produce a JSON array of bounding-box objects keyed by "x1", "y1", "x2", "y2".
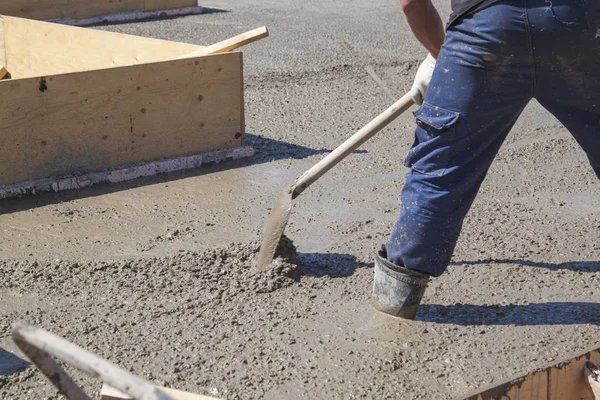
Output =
[
  {"x1": 291, "y1": 92, "x2": 414, "y2": 198},
  {"x1": 12, "y1": 323, "x2": 175, "y2": 400}
]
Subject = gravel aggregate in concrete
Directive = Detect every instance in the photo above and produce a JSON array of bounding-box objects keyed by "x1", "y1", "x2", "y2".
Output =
[{"x1": 1, "y1": 1, "x2": 599, "y2": 399}]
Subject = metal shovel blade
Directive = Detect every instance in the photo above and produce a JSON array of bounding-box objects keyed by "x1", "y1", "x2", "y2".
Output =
[
  {"x1": 256, "y1": 92, "x2": 414, "y2": 271},
  {"x1": 256, "y1": 189, "x2": 293, "y2": 270}
]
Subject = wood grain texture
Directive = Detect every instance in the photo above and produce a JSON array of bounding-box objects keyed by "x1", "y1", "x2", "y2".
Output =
[
  {"x1": 0, "y1": 0, "x2": 143, "y2": 20},
  {"x1": 45, "y1": 6, "x2": 203, "y2": 27},
  {"x1": 460, "y1": 345, "x2": 600, "y2": 400},
  {"x1": 1, "y1": 15, "x2": 205, "y2": 79},
  {"x1": 0, "y1": 17, "x2": 6, "y2": 67},
  {"x1": 0, "y1": 51, "x2": 244, "y2": 186},
  {"x1": 0, "y1": 0, "x2": 197, "y2": 20},
  {"x1": 587, "y1": 362, "x2": 600, "y2": 399}
]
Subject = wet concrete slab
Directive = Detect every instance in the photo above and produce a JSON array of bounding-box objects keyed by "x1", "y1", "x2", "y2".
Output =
[{"x1": 0, "y1": 1, "x2": 599, "y2": 399}]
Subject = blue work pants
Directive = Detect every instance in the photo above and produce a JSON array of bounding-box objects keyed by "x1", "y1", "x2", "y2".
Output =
[{"x1": 386, "y1": 0, "x2": 600, "y2": 277}]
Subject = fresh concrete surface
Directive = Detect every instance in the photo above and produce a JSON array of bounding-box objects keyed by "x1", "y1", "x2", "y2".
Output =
[{"x1": 1, "y1": 1, "x2": 599, "y2": 399}]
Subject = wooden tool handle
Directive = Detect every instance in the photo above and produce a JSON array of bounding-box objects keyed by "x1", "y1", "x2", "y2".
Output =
[
  {"x1": 12, "y1": 323, "x2": 176, "y2": 400},
  {"x1": 177, "y1": 26, "x2": 268, "y2": 59},
  {"x1": 291, "y1": 92, "x2": 414, "y2": 197}
]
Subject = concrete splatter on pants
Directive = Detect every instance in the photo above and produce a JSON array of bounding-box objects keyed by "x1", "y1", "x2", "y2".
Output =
[{"x1": 386, "y1": 0, "x2": 600, "y2": 277}]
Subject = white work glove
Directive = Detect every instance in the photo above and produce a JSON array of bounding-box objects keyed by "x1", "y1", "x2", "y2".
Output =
[{"x1": 410, "y1": 53, "x2": 436, "y2": 106}]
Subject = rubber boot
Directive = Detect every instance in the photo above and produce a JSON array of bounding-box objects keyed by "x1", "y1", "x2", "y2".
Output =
[{"x1": 372, "y1": 247, "x2": 430, "y2": 319}]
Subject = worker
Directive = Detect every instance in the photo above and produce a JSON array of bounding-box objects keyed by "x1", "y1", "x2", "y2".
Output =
[{"x1": 372, "y1": 0, "x2": 600, "y2": 319}]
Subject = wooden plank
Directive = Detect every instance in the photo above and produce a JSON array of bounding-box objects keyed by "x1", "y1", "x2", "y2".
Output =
[
  {"x1": 1, "y1": 15, "x2": 206, "y2": 79},
  {"x1": 46, "y1": 6, "x2": 204, "y2": 27},
  {"x1": 101, "y1": 383, "x2": 220, "y2": 400},
  {"x1": 0, "y1": 0, "x2": 145, "y2": 20},
  {"x1": 459, "y1": 345, "x2": 600, "y2": 400},
  {"x1": 587, "y1": 362, "x2": 600, "y2": 399},
  {"x1": 0, "y1": 17, "x2": 5, "y2": 67},
  {"x1": 0, "y1": 64, "x2": 8, "y2": 79},
  {"x1": 179, "y1": 27, "x2": 269, "y2": 59},
  {"x1": 143, "y1": 0, "x2": 197, "y2": 11},
  {"x1": 0, "y1": 0, "x2": 201, "y2": 22},
  {"x1": 0, "y1": 51, "x2": 244, "y2": 186}
]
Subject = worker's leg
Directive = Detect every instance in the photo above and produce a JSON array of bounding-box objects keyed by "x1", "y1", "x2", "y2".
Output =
[
  {"x1": 373, "y1": 2, "x2": 537, "y2": 318},
  {"x1": 385, "y1": 1, "x2": 536, "y2": 278},
  {"x1": 529, "y1": 0, "x2": 600, "y2": 180}
]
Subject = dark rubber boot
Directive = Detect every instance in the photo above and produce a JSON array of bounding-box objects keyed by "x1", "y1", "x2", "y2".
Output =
[{"x1": 372, "y1": 247, "x2": 430, "y2": 319}]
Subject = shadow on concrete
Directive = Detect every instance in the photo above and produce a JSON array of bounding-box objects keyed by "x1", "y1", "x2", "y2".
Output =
[
  {"x1": 84, "y1": 7, "x2": 229, "y2": 27},
  {"x1": 297, "y1": 252, "x2": 372, "y2": 278},
  {"x1": 246, "y1": 133, "x2": 333, "y2": 163},
  {"x1": 450, "y1": 259, "x2": 599, "y2": 272},
  {"x1": 0, "y1": 348, "x2": 30, "y2": 376},
  {"x1": 246, "y1": 133, "x2": 366, "y2": 163},
  {"x1": 0, "y1": 134, "x2": 368, "y2": 214},
  {"x1": 195, "y1": 7, "x2": 229, "y2": 14},
  {"x1": 417, "y1": 302, "x2": 600, "y2": 326}
]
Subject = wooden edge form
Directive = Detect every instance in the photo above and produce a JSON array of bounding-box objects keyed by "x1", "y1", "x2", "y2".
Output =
[
  {"x1": 586, "y1": 362, "x2": 600, "y2": 399},
  {"x1": 0, "y1": 65, "x2": 9, "y2": 79},
  {"x1": 458, "y1": 344, "x2": 600, "y2": 400},
  {"x1": 101, "y1": 383, "x2": 221, "y2": 400},
  {"x1": 0, "y1": 16, "x2": 6, "y2": 68},
  {"x1": 240, "y1": 51, "x2": 245, "y2": 145},
  {"x1": 178, "y1": 26, "x2": 269, "y2": 59},
  {"x1": 44, "y1": 6, "x2": 205, "y2": 27},
  {"x1": 0, "y1": 146, "x2": 254, "y2": 200}
]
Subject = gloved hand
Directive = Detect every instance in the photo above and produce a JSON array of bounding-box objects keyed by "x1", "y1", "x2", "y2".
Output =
[{"x1": 410, "y1": 53, "x2": 437, "y2": 106}]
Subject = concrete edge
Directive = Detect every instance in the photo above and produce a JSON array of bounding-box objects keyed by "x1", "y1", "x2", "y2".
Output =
[
  {"x1": 45, "y1": 6, "x2": 205, "y2": 27},
  {"x1": 0, "y1": 145, "x2": 255, "y2": 200}
]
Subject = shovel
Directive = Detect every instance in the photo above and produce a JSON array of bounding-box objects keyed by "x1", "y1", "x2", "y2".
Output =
[{"x1": 256, "y1": 92, "x2": 414, "y2": 270}]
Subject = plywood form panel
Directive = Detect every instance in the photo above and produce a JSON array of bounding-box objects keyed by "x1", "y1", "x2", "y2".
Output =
[
  {"x1": 0, "y1": 52, "x2": 244, "y2": 186},
  {"x1": 461, "y1": 346, "x2": 600, "y2": 400},
  {"x1": 0, "y1": 18, "x2": 6, "y2": 67},
  {"x1": 0, "y1": 0, "x2": 197, "y2": 20},
  {"x1": 0, "y1": 0, "x2": 143, "y2": 20},
  {"x1": 1, "y1": 16, "x2": 205, "y2": 79}
]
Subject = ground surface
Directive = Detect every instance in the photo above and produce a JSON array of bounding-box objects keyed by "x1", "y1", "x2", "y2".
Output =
[{"x1": 1, "y1": 1, "x2": 600, "y2": 399}]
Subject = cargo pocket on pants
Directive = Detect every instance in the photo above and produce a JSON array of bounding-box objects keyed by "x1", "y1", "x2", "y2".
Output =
[{"x1": 404, "y1": 102, "x2": 460, "y2": 177}]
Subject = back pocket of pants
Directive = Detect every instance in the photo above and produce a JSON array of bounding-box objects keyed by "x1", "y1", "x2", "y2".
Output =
[{"x1": 404, "y1": 102, "x2": 460, "y2": 176}]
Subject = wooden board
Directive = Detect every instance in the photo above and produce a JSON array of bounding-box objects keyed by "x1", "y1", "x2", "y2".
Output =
[
  {"x1": 587, "y1": 362, "x2": 600, "y2": 399},
  {"x1": 0, "y1": 0, "x2": 197, "y2": 21},
  {"x1": 0, "y1": 15, "x2": 206, "y2": 79},
  {"x1": 0, "y1": 51, "x2": 244, "y2": 186},
  {"x1": 0, "y1": 18, "x2": 6, "y2": 67},
  {"x1": 101, "y1": 383, "x2": 220, "y2": 400},
  {"x1": 459, "y1": 345, "x2": 600, "y2": 400}
]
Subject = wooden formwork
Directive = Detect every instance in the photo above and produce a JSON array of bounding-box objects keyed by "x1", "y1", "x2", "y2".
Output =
[
  {"x1": 459, "y1": 345, "x2": 600, "y2": 400},
  {"x1": 0, "y1": 0, "x2": 201, "y2": 23},
  {"x1": 0, "y1": 15, "x2": 252, "y2": 198}
]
